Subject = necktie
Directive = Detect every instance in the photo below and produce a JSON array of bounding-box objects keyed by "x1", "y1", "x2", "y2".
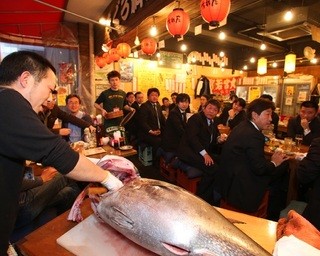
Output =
[
  {"x1": 153, "y1": 103, "x2": 161, "y2": 129},
  {"x1": 209, "y1": 120, "x2": 214, "y2": 142},
  {"x1": 182, "y1": 112, "x2": 187, "y2": 123}
]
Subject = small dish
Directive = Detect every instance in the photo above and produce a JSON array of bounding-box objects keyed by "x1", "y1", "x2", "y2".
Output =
[{"x1": 119, "y1": 145, "x2": 133, "y2": 151}]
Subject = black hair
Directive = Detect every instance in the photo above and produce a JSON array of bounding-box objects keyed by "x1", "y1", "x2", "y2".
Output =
[
  {"x1": 301, "y1": 100, "x2": 319, "y2": 111},
  {"x1": 134, "y1": 91, "x2": 143, "y2": 97},
  {"x1": 0, "y1": 51, "x2": 56, "y2": 85},
  {"x1": 171, "y1": 92, "x2": 178, "y2": 97},
  {"x1": 201, "y1": 94, "x2": 211, "y2": 101},
  {"x1": 260, "y1": 94, "x2": 273, "y2": 102},
  {"x1": 204, "y1": 99, "x2": 221, "y2": 111},
  {"x1": 176, "y1": 93, "x2": 190, "y2": 103},
  {"x1": 246, "y1": 98, "x2": 274, "y2": 120},
  {"x1": 65, "y1": 94, "x2": 81, "y2": 105},
  {"x1": 147, "y1": 87, "x2": 160, "y2": 97},
  {"x1": 233, "y1": 97, "x2": 246, "y2": 108},
  {"x1": 162, "y1": 97, "x2": 169, "y2": 103},
  {"x1": 107, "y1": 70, "x2": 120, "y2": 81},
  {"x1": 126, "y1": 92, "x2": 134, "y2": 98}
]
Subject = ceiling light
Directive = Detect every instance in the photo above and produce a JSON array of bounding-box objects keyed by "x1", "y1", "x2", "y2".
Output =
[
  {"x1": 260, "y1": 43, "x2": 266, "y2": 51},
  {"x1": 99, "y1": 18, "x2": 111, "y2": 26},
  {"x1": 180, "y1": 44, "x2": 187, "y2": 51},
  {"x1": 150, "y1": 25, "x2": 158, "y2": 37},
  {"x1": 218, "y1": 31, "x2": 226, "y2": 40},
  {"x1": 239, "y1": 70, "x2": 243, "y2": 74},
  {"x1": 284, "y1": 10, "x2": 293, "y2": 21},
  {"x1": 272, "y1": 61, "x2": 278, "y2": 68},
  {"x1": 243, "y1": 65, "x2": 248, "y2": 70},
  {"x1": 310, "y1": 58, "x2": 318, "y2": 64},
  {"x1": 219, "y1": 51, "x2": 225, "y2": 57},
  {"x1": 191, "y1": 56, "x2": 196, "y2": 63},
  {"x1": 250, "y1": 57, "x2": 256, "y2": 63},
  {"x1": 134, "y1": 36, "x2": 140, "y2": 46},
  {"x1": 156, "y1": 52, "x2": 161, "y2": 58}
]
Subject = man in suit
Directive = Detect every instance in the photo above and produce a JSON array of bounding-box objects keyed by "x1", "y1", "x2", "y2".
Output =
[
  {"x1": 161, "y1": 93, "x2": 190, "y2": 163},
  {"x1": 177, "y1": 99, "x2": 227, "y2": 205},
  {"x1": 138, "y1": 88, "x2": 166, "y2": 159},
  {"x1": 218, "y1": 97, "x2": 247, "y2": 129},
  {"x1": 218, "y1": 98, "x2": 289, "y2": 219},
  {"x1": 297, "y1": 137, "x2": 320, "y2": 230},
  {"x1": 287, "y1": 100, "x2": 320, "y2": 146}
]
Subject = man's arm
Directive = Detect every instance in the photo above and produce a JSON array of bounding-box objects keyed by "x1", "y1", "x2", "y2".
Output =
[{"x1": 55, "y1": 106, "x2": 91, "y2": 129}]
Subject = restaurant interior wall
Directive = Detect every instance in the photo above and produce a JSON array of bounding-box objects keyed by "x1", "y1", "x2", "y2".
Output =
[{"x1": 93, "y1": 57, "x2": 243, "y2": 113}]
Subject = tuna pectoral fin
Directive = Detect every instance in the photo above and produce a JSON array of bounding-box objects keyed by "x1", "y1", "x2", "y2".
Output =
[
  {"x1": 161, "y1": 243, "x2": 189, "y2": 255},
  {"x1": 110, "y1": 206, "x2": 134, "y2": 229}
]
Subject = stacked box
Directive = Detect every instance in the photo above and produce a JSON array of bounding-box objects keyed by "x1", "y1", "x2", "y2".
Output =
[{"x1": 138, "y1": 146, "x2": 153, "y2": 166}]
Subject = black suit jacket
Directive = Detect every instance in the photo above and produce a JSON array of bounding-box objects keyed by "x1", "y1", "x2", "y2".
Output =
[
  {"x1": 297, "y1": 137, "x2": 320, "y2": 229},
  {"x1": 138, "y1": 101, "x2": 166, "y2": 136},
  {"x1": 218, "y1": 108, "x2": 247, "y2": 129},
  {"x1": 177, "y1": 111, "x2": 219, "y2": 165},
  {"x1": 218, "y1": 120, "x2": 277, "y2": 212},
  {"x1": 161, "y1": 106, "x2": 187, "y2": 152},
  {"x1": 287, "y1": 115, "x2": 320, "y2": 145}
]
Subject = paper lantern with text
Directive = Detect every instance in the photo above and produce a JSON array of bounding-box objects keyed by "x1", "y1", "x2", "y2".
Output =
[
  {"x1": 284, "y1": 52, "x2": 296, "y2": 73},
  {"x1": 109, "y1": 48, "x2": 120, "y2": 62},
  {"x1": 116, "y1": 43, "x2": 131, "y2": 58},
  {"x1": 200, "y1": 0, "x2": 231, "y2": 27},
  {"x1": 141, "y1": 37, "x2": 157, "y2": 55},
  {"x1": 95, "y1": 56, "x2": 106, "y2": 68},
  {"x1": 166, "y1": 8, "x2": 190, "y2": 38}
]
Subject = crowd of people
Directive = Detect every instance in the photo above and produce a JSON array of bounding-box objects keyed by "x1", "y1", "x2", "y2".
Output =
[{"x1": 1, "y1": 51, "x2": 320, "y2": 254}]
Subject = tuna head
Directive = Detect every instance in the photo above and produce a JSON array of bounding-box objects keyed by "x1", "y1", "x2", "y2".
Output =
[{"x1": 97, "y1": 178, "x2": 271, "y2": 256}]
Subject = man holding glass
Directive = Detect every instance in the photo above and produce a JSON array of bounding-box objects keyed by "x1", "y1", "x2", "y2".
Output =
[{"x1": 287, "y1": 101, "x2": 320, "y2": 146}]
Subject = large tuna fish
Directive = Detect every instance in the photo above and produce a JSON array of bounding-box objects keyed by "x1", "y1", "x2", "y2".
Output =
[{"x1": 96, "y1": 178, "x2": 271, "y2": 256}]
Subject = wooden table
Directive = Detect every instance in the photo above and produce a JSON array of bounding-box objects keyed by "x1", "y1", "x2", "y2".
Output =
[
  {"x1": 264, "y1": 143, "x2": 309, "y2": 204},
  {"x1": 86, "y1": 144, "x2": 137, "y2": 158},
  {"x1": 17, "y1": 199, "x2": 277, "y2": 255}
]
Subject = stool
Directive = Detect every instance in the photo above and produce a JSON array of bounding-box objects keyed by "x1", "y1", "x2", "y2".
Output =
[
  {"x1": 159, "y1": 156, "x2": 177, "y2": 183},
  {"x1": 176, "y1": 169, "x2": 201, "y2": 194}
]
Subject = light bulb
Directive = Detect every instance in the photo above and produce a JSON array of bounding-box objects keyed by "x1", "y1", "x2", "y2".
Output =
[
  {"x1": 260, "y1": 43, "x2": 266, "y2": 51},
  {"x1": 150, "y1": 25, "x2": 158, "y2": 37},
  {"x1": 284, "y1": 10, "x2": 293, "y2": 21},
  {"x1": 134, "y1": 36, "x2": 140, "y2": 46},
  {"x1": 218, "y1": 31, "x2": 226, "y2": 40}
]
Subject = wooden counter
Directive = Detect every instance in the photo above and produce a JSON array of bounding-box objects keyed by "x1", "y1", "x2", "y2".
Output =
[{"x1": 17, "y1": 199, "x2": 277, "y2": 255}]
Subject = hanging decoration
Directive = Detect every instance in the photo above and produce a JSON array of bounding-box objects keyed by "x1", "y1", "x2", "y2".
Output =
[
  {"x1": 95, "y1": 56, "x2": 107, "y2": 68},
  {"x1": 109, "y1": 48, "x2": 121, "y2": 62},
  {"x1": 141, "y1": 37, "x2": 157, "y2": 55},
  {"x1": 116, "y1": 43, "x2": 131, "y2": 58},
  {"x1": 284, "y1": 52, "x2": 296, "y2": 73},
  {"x1": 103, "y1": 52, "x2": 112, "y2": 65},
  {"x1": 257, "y1": 57, "x2": 267, "y2": 75},
  {"x1": 166, "y1": 8, "x2": 190, "y2": 38},
  {"x1": 200, "y1": 0, "x2": 231, "y2": 27}
]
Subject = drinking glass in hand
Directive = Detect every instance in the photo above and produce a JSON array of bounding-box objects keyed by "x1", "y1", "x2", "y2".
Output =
[{"x1": 295, "y1": 134, "x2": 303, "y2": 151}]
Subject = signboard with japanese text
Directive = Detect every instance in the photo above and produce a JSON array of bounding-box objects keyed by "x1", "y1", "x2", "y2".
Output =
[{"x1": 210, "y1": 77, "x2": 240, "y2": 96}]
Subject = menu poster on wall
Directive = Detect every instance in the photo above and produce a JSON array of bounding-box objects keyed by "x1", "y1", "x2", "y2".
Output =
[
  {"x1": 297, "y1": 91, "x2": 308, "y2": 102},
  {"x1": 120, "y1": 61, "x2": 133, "y2": 82},
  {"x1": 285, "y1": 97, "x2": 293, "y2": 105},
  {"x1": 286, "y1": 86, "x2": 294, "y2": 96},
  {"x1": 211, "y1": 77, "x2": 238, "y2": 96},
  {"x1": 248, "y1": 86, "x2": 261, "y2": 102},
  {"x1": 95, "y1": 84, "x2": 109, "y2": 99},
  {"x1": 159, "y1": 51, "x2": 183, "y2": 69}
]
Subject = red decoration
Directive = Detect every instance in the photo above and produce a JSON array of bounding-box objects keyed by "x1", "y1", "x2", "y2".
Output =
[
  {"x1": 109, "y1": 48, "x2": 120, "y2": 62},
  {"x1": 166, "y1": 8, "x2": 190, "y2": 38},
  {"x1": 95, "y1": 56, "x2": 106, "y2": 68},
  {"x1": 116, "y1": 43, "x2": 131, "y2": 58},
  {"x1": 200, "y1": 0, "x2": 231, "y2": 27},
  {"x1": 141, "y1": 37, "x2": 157, "y2": 55},
  {"x1": 102, "y1": 52, "x2": 112, "y2": 64}
]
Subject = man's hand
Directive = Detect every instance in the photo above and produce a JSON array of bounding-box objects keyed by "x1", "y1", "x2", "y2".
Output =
[
  {"x1": 149, "y1": 130, "x2": 161, "y2": 136},
  {"x1": 88, "y1": 125, "x2": 96, "y2": 133},
  {"x1": 203, "y1": 153, "x2": 214, "y2": 166},
  {"x1": 59, "y1": 128, "x2": 71, "y2": 136},
  {"x1": 271, "y1": 150, "x2": 290, "y2": 166},
  {"x1": 277, "y1": 210, "x2": 320, "y2": 250},
  {"x1": 301, "y1": 118, "x2": 309, "y2": 130}
]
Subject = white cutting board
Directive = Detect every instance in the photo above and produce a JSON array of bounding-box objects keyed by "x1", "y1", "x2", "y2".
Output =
[{"x1": 57, "y1": 214, "x2": 157, "y2": 256}]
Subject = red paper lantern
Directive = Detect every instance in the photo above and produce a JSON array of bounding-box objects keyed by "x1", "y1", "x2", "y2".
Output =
[
  {"x1": 95, "y1": 56, "x2": 106, "y2": 68},
  {"x1": 102, "y1": 52, "x2": 112, "y2": 64},
  {"x1": 166, "y1": 8, "x2": 190, "y2": 38},
  {"x1": 116, "y1": 43, "x2": 131, "y2": 58},
  {"x1": 141, "y1": 37, "x2": 157, "y2": 55},
  {"x1": 109, "y1": 48, "x2": 120, "y2": 62},
  {"x1": 200, "y1": 0, "x2": 231, "y2": 27}
]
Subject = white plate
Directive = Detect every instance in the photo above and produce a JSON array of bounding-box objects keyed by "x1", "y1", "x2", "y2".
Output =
[{"x1": 119, "y1": 145, "x2": 133, "y2": 151}]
